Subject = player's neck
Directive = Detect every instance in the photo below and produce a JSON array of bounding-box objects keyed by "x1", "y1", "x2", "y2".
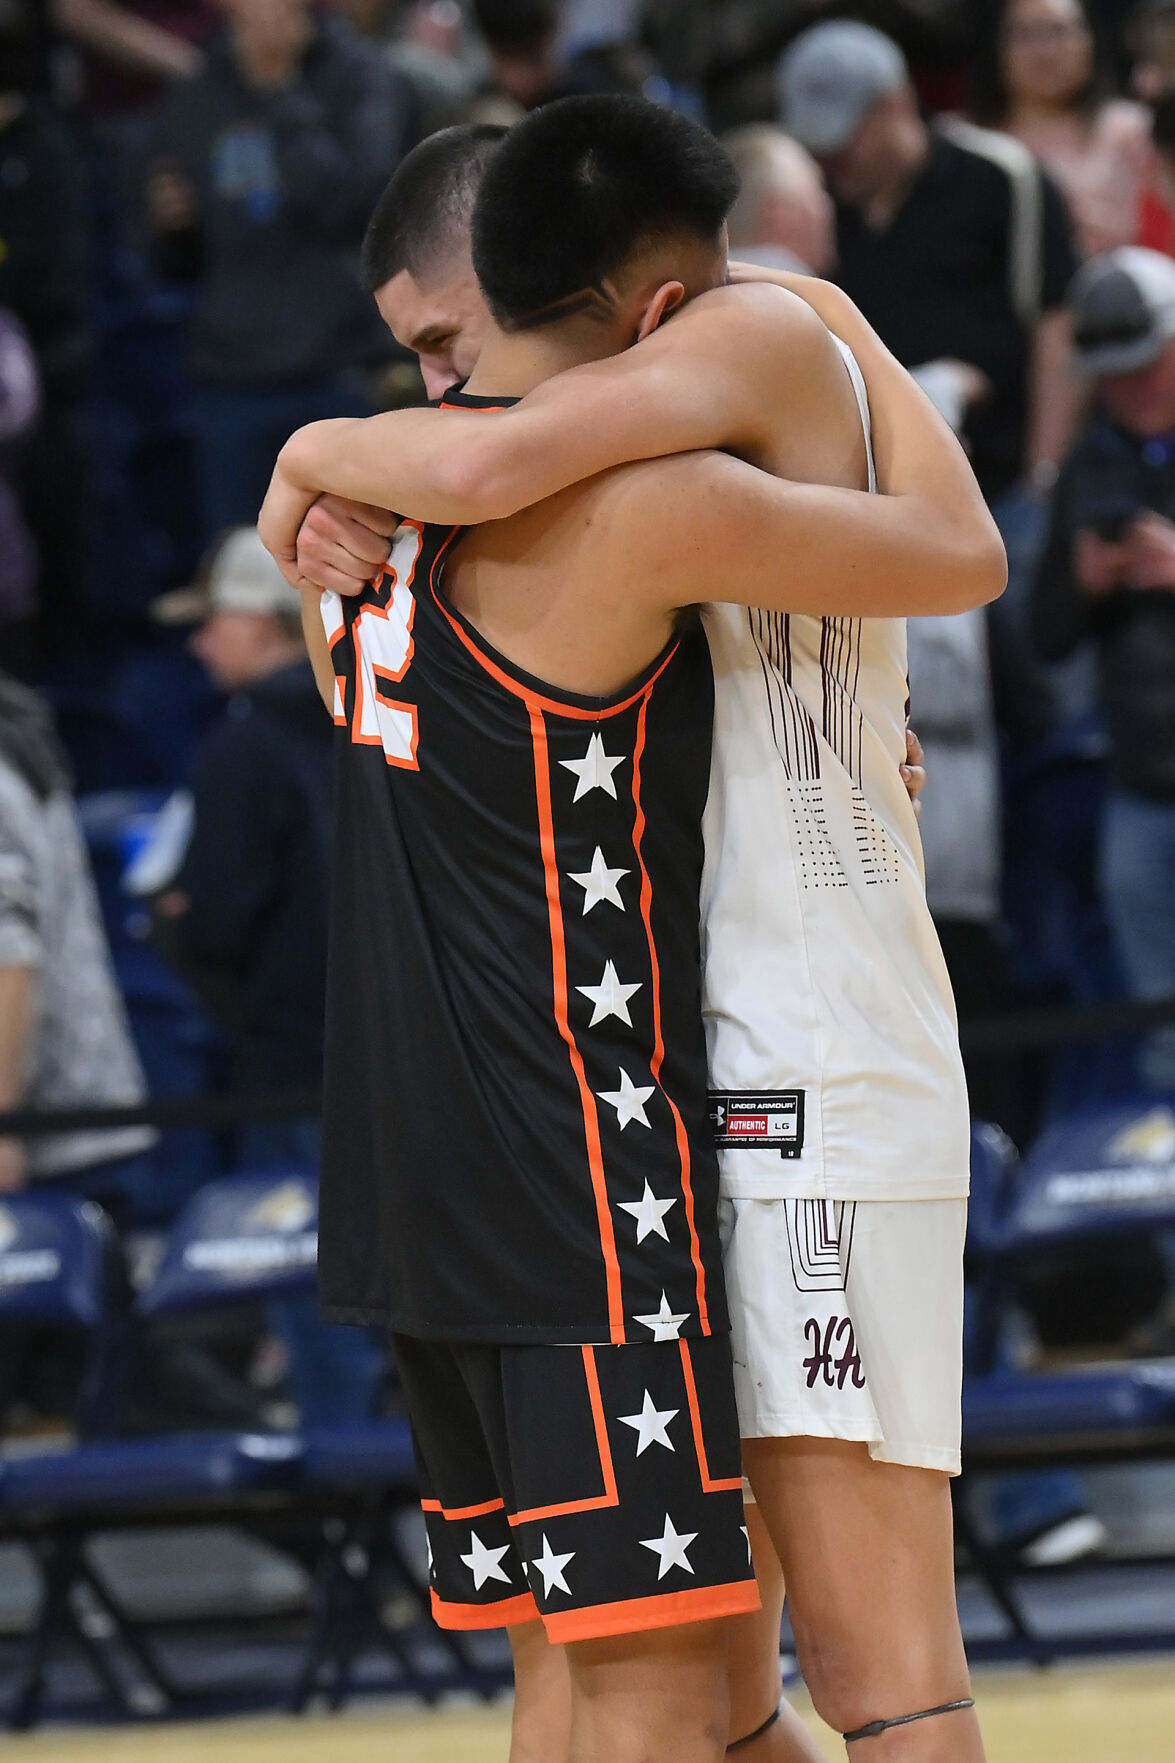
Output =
[{"x1": 464, "y1": 320, "x2": 626, "y2": 399}]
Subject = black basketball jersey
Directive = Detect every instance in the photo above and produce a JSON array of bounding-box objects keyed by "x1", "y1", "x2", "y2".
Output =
[{"x1": 318, "y1": 393, "x2": 724, "y2": 1346}]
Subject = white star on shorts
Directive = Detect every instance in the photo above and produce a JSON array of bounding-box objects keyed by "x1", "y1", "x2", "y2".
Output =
[
  {"x1": 529, "y1": 1534, "x2": 575, "y2": 1598},
  {"x1": 639, "y1": 1513, "x2": 698, "y2": 1580},
  {"x1": 459, "y1": 1530, "x2": 512, "y2": 1590},
  {"x1": 618, "y1": 1389, "x2": 678, "y2": 1455}
]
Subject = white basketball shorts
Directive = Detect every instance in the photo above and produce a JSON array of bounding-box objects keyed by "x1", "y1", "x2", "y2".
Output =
[{"x1": 718, "y1": 1195, "x2": 966, "y2": 1475}]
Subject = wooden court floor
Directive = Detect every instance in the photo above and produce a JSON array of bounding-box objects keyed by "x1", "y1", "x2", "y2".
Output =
[{"x1": 2, "y1": 1660, "x2": 1173, "y2": 1763}]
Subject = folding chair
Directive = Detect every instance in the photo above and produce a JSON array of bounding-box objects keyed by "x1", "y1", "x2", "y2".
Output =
[
  {"x1": 0, "y1": 1182, "x2": 305, "y2": 1728},
  {"x1": 958, "y1": 1101, "x2": 1175, "y2": 1660},
  {"x1": 139, "y1": 1170, "x2": 502, "y2": 1710}
]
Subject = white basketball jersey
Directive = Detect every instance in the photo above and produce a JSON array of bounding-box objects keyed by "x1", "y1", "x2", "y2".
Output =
[{"x1": 700, "y1": 341, "x2": 971, "y2": 1202}]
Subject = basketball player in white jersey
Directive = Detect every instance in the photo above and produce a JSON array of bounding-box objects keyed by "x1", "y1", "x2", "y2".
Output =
[{"x1": 261, "y1": 118, "x2": 998, "y2": 1761}]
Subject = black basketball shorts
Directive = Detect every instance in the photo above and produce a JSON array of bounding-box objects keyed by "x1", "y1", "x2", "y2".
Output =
[{"x1": 392, "y1": 1331, "x2": 759, "y2": 1643}]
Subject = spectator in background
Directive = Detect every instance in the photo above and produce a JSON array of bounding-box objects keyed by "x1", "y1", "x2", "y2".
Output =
[
  {"x1": 1128, "y1": 0, "x2": 1175, "y2": 103},
  {"x1": 150, "y1": 526, "x2": 384, "y2": 1424},
  {"x1": 470, "y1": 0, "x2": 566, "y2": 108},
  {"x1": 143, "y1": 0, "x2": 409, "y2": 538},
  {"x1": 150, "y1": 527, "x2": 331, "y2": 1116},
  {"x1": 779, "y1": 19, "x2": 1082, "y2": 778},
  {"x1": 780, "y1": 21, "x2": 1080, "y2": 512},
  {"x1": 0, "y1": 675, "x2": 156, "y2": 1214},
  {"x1": 0, "y1": 312, "x2": 39, "y2": 645},
  {"x1": 1138, "y1": 88, "x2": 1175, "y2": 257},
  {"x1": 721, "y1": 122, "x2": 835, "y2": 275},
  {"x1": 1031, "y1": 247, "x2": 1175, "y2": 1091},
  {"x1": 969, "y1": 0, "x2": 1149, "y2": 260},
  {"x1": 0, "y1": 22, "x2": 92, "y2": 649},
  {"x1": 53, "y1": 0, "x2": 210, "y2": 110},
  {"x1": 906, "y1": 611, "x2": 1004, "y2": 1120}
]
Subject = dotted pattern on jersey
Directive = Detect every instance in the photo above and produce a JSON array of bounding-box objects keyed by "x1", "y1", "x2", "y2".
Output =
[
  {"x1": 788, "y1": 779, "x2": 849, "y2": 891},
  {"x1": 852, "y1": 789, "x2": 902, "y2": 887}
]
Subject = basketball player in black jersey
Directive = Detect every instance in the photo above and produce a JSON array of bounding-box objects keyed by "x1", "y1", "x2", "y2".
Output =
[{"x1": 261, "y1": 106, "x2": 1001, "y2": 1763}]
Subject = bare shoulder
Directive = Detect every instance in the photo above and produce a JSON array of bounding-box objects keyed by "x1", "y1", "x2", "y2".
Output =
[{"x1": 670, "y1": 279, "x2": 837, "y2": 361}]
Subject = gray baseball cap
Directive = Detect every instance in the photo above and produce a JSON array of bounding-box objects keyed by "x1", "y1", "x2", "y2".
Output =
[
  {"x1": 1068, "y1": 246, "x2": 1175, "y2": 377},
  {"x1": 777, "y1": 21, "x2": 908, "y2": 158},
  {"x1": 151, "y1": 526, "x2": 302, "y2": 624}
]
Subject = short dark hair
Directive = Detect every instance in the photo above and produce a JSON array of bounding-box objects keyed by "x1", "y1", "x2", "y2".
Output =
[
  {"x1": 472, "y1": 0, "x2": 559, "y2": 53},
  {"x1": 471, "y1": 95, "x2": 738, "y2": 329},
  {"x1": 360, "y1": 124, "x2": 507, "y2": 294}
]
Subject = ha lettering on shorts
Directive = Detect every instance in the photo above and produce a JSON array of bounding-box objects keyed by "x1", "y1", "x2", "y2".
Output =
[{"x1": 708, "y1": 1092, "x2": 805, "y2": 1159}]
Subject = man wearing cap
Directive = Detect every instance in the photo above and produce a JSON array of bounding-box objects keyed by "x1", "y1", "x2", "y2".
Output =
[
  {"x1": 778, "y1": 20, "x2": 1079, "y2": 529},
  {"x1": 1031, "y1": 246, "x2": 1175, "y2": 1091},
  {"x1": 152, "y1": 526, "x2": 386, "y2": 1426}
]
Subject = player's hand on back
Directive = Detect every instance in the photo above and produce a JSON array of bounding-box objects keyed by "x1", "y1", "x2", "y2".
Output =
[
  {"x1": 296, "y1": 495, "x2": 399, "y2": 596},
  {"x1": 901, "y1": 727, "x2": 926, "y2": 817}
]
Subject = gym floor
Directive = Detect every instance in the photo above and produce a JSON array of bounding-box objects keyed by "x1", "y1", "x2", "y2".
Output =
[{"x1": 6, "y1": 1659, "x2": 1174, "y2": 1763}]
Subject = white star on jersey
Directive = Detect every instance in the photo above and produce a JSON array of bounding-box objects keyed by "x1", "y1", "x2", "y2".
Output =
[
  {"x1": 618, "y1": 1389, "x2": 678, "y2": 1455},
  {"x1": 596, "y1": 1067, "x2": 655, "y2": 1130},
  {"x1": 560, "y1": 732, "x2": 625, "y2": 802},
  {"x1": 529, "y1": 1535, "x2": 575, "y2": 1598},
  {"x1": 633, "y1": 1291, "x2": 689, "y2": 1341},
  {"x1": 460, "y1": 1530, "x2": 512, "y2": 1590},
  {"x1": 640, "y1": 1513, "x2": 698, "y2": 1579},
  {"x1": 568, "y1": 847, "x2": 629, "y2": 915},
  {"x1": 617, "y1": 1180, "x2": 677, "y2": 1243},
  {"x1": 577, "y1": 960, "x2": 642, "y2": 1027}
]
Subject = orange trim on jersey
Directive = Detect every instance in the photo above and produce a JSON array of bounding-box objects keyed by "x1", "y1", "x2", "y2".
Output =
[
  {"x1": 678, "y1": 1340, "x2": 743, "y2": 1494},
  {"x1": 508, "y1": 1346, "x2": 620, "y2": 1525},
  {"x1": 430, "y1": 1588, "x2": 541, "y2": 1630},
  {"x1": 332, "y1": 675, "x2": 347, "y2": 728},
  {"x1": 438, "y1": 399, "x2": 511, "y2": 413},
  {"x1": 542, "y1": 1578, "x2": 760, "y2": 1644},
  {"x1": 630, "y1": 696, "x2": 711, "y2": 1333},
  {"x1": 420, "y1": 1495, "x2": 506, "y2": 1521},
  {"x1": 427, "y1": 527, "x2": 681, "y2": 723},
  {"x1": 529, "y1": 708, "x2": 626, "y2": 1343}
]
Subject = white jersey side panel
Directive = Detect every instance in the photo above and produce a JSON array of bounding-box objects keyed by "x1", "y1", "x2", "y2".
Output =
[{"x1": 700, "y1": 340, "x2": 971, "y2": 1201}]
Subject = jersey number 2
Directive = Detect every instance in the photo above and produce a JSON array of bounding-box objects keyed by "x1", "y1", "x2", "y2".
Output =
[{"x1": 351, "y1": 522, "x2": 424, "y2": 769}]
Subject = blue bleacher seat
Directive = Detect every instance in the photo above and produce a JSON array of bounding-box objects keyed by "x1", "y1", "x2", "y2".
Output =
[
  {"x1": 964, "y1": 1364, "x2": 1175, "y2": 1455},
  {"x1": 0, "y1": 1181, "x2": 307, "y2": 1729},
  {"x1": 1, "y1": 1431, "x2": 300, "y2": 1514},
  {"x1": 0, "y1": 1192, "x2": 109, "y2": 1328},
  {"x1": 1008, "y1": 1097, "x2": 1175, "y2": 1243},
  {"x1": 137, "y1": 1171, "x2": 318, "y2": 1317},
  {"x1": 299, "y1": 1419, "x2": 416, "y2": 1490}
]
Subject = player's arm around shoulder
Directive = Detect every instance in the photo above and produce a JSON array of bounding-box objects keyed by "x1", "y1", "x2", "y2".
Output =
[
  {"x1": 611, "y1": 441, "x2": 1006, "y2": 622},
  {"x1": 373, "y1": 281, "x2": 847, "y2": 523}
]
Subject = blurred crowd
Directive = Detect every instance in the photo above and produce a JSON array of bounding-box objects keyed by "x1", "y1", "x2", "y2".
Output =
[{"x1": 1, "y1": 0, "x2": 1175, "y2": 1454}]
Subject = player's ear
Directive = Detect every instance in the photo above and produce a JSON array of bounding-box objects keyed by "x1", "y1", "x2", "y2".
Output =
[{"x1": 636, "y1": 280, "x2": 686, "y2": 342}]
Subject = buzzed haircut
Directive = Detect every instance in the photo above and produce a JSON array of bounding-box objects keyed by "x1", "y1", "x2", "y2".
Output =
[
  {"x1": 360, "y1": 124, "x2": 507, "y2": 295},
  {"x1": 471, "y1": 94, "x2": 739, "y2": 331}
]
